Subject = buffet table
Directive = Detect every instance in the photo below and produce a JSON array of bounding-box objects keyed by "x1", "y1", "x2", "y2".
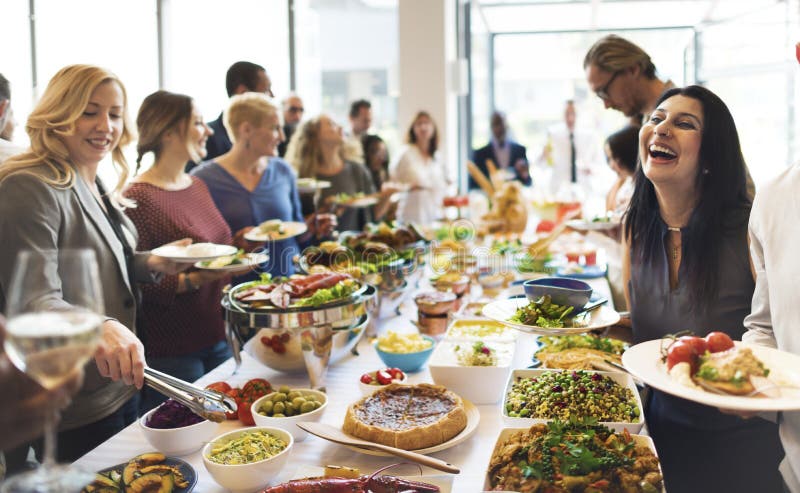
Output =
[{"x1": 74, "y1": 276, "x2": 614, "y2": 492}]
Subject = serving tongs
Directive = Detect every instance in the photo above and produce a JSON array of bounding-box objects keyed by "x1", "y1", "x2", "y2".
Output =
[{"x1": 143, "y1": 367, "x2": 237, "y2": 422}]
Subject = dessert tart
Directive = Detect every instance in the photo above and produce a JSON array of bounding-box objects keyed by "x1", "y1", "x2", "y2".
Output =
[{"x1": 342, "y1": 383, "x2": 467, "y2": 450}]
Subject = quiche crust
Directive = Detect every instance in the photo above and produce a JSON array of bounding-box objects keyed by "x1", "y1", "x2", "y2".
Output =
[{"x1": 342, "y1": 383, "x2": 467, "y2": 450}]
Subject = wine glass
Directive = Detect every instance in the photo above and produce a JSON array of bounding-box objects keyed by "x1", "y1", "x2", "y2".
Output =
[{"x1": 2, "y1": 249, "x2": 105, "y2": 493}]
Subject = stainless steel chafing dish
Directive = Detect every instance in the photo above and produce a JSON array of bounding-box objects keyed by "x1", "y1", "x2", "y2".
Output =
[{"x1": 222, "y1": 282, "x2": 377, "y2": 390}]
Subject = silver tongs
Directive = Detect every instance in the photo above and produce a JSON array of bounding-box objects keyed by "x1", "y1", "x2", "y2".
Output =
[{"x1": 143, "y1": 367, "x2": 237, "y2": 423}]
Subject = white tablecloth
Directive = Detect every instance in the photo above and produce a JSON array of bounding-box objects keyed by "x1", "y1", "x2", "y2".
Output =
[{"x1": 74, "y1": 276, "x2": 614, "y2": 493}]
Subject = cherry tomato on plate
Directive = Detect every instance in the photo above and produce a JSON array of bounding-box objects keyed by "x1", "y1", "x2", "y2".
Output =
[
  {"x1": 205, "y1": 381, "x2": 232, "y2": 393},
  {"x1": 705, "y1": 331, "x2": 734, "y2": 353},
  {"x1": 678, "y1": 336, "x2": 708, "y2": 356},
  {"x1": 667, "y1": 340, "x2": 698, "y2": 372}
]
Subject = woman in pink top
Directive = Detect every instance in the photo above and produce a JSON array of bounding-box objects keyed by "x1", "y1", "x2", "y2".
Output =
[{"x1": 124, "y1": 90, "x2": 249, "y2": 413}]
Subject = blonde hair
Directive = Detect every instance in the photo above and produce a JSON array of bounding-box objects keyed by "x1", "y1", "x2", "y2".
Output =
[
  {"x1": 135, "y1": 90, "x2": 196, "y2": 173},
  {"x1": 284, "y1": 115, "x2": 346, "y2": 178},
  {"x1": 583, "y1": 35, "x2": 656, "y2": 79},
  {"x1": 224, "y1": 92, "x2": 278, "y2": 143},
  {"x1": 0, "y1": 64, "x2": 135, "y2": 206}
]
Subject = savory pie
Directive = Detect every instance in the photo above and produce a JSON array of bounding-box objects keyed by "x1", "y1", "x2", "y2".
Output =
[{"x1": 342, "y1": 383, "x2": 467, "y2": 450}]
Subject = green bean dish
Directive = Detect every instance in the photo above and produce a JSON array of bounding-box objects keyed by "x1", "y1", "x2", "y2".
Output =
[{"x1": 509, "y1": 295, "x2": 580, "y2": 328}]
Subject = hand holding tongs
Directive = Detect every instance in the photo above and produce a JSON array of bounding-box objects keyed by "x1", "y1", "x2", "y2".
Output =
[{"x1": 143, "y1": 367, "x2": 237, "y2": 423}]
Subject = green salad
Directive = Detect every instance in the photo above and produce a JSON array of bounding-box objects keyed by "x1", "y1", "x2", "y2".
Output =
[
  {"x1": 509, "y1": 295, "x2": 578, "y2": 328},
  {"x1": 293, "y1": 278, "x2": 360, "y2": 306}
]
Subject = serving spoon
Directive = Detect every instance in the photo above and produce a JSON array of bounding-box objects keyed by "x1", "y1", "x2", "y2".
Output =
[{"x1": 296, "y1": 422, "x2": 460, "y2": 474}]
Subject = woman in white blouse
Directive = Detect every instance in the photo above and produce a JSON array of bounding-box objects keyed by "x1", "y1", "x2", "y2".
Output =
[{"x1": 391, "y1": 111, "x2": 447, "y2": 224}]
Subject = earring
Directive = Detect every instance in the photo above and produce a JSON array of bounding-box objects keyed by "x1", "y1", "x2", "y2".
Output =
[{"x1": 702, "y1": 168, "x2": 710, "y2": 175}]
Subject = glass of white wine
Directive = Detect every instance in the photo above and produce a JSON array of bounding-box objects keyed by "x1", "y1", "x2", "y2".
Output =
[{"x1": 2, "y1": 249, "x2": 105, "y2": 493}]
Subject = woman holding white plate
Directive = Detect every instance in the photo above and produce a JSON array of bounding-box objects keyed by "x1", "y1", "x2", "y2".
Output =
[
  {"x1": 192, "y1": 93, "x2": 335, "y2": 277},
  {"x1": 125, "y1": 90, "x2": 251, "y2": 413},
  {"x1": 622, "y1": 85, "x2": 783, "y2": 492}
]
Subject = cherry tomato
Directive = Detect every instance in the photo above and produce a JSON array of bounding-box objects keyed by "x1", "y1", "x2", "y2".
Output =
[
  {"x1": 360, "y1": 373, "x2": 374, "y2": 384},
  {"x1": 237, "y1": 397, "x2": 255, "y2": 425},
  {"x1": 224, "y1": 388, "x2": 242, "y2": 420},
  {"x1": 242, "y1": 378, "x2": 272, "y2": 400},
  {"x1": 387, "y1": 368, "x2": 405, "y2": 380},
  {"x1": 705, "y1": 331, "x2": 734, "y2": 353},
  {"x1": 376, "y1": 370, "x2": 393, "y2": 386},
  {"x1": 666, "y1": 340, "x2": 698, "y2": 371},
  {"x1": 205, "y1": 381, "x2": 232, "y2": 393},
  {"x1": 536, "y1": 220, "x2": 555, "y2": 233},
  {"x1": 678, "y1": 336, "x2": 708, "y2": 356}
]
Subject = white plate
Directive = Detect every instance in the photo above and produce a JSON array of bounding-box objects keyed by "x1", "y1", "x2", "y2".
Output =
[
  {"x1": 292, "y1": 465, "x2": 453, "y2": 492},
  {"x1": 297, "y1": 179, "x2": 331, "y2": 193},
  {"x1": 151, "y1": 243, "x2": 237, "y2": 262},
  {"x1": 333, "y1": 196, "x2": 379, "y2": 208},
  {"x1": 566, "y1": 218, "x2": 620, "y2": 231},
  {"x1": 244, "y1": 221, "x2": 308, "y2": 242},
  {"x1": 622, "y1": 340, "x2": 800, "y2": 411},
  {"x1": 482, "y1": 297, "x2": 621, "y2": 335},
  {"x1": 483, "y1": 428, "x2": 664, "y2": 492},
  {"x1": 194, "y1": 252, "x2": 269, "y2": 271},
  {"x1": 342, "y1": 399, "x2": 480, "y2": 456}
]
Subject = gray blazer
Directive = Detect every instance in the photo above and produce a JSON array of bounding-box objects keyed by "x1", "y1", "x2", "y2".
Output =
[{"x1": 0, "y1": 165, "x2": 154, "y2": 430}]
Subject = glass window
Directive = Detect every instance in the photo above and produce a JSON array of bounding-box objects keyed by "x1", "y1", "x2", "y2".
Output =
[{"x1": 0, "y1": 1, "x2": 33, "y2": 148}]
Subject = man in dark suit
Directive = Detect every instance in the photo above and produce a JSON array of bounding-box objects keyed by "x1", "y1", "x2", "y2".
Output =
[
  {"x1": 201, "y1": 61, "x2": 274, "y2": 165},
  {"x1": 278, "y1": 92, "x2": 304, "y2": 157},
  {"x1": 470, "y1": 111, "x2": 531, "y2": 190}
]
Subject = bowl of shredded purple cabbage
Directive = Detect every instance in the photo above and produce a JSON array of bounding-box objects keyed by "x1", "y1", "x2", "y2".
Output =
[{"x1": 139, "y1": 400, "x2": 219, "y2": 455}]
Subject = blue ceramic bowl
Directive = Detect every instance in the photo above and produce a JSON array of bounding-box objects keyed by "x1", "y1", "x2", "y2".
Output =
[
  {"x1": 374, "y1": 335, "x2": 436, "y2": 373},
  {"x1": 523, "y1": 277, "x2": 592, "y2": 311}
]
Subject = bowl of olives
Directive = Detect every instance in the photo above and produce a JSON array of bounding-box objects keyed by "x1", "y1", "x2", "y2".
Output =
[{"x1": 251, "y1": 386, "x2": 327, "y2": 442}]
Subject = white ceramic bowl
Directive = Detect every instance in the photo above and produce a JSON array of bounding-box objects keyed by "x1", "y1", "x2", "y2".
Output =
[
  {"x1": 138, "y1": 407, "x2": 219, "y2": 456},
  {"x1": 357, "y1": 368, "x2": 408, "y2": 396},
  {"x1": 250, "y1": 389, "x2": 327, "y2": 442},
  {"x1": 202, "y1": 426, "x2": 293, "y2": 493},
  {"x1": 428, "y1": 340, "x2": 515, "y2": 404},
  {"x1": 501, "y1": 368, "x2": 644, "y2": 433}
]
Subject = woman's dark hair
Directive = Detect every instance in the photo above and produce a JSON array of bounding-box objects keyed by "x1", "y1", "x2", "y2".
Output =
[
  {"x1": 605, "y1": 125, "x2": 639, "y2": 174},
  {"x1": 623, "y1": 85, "x2": 751, "y2": 314},
  {"x1": 407, "y1": 111, "x2": 438, "y2": 156},
  {"x1": 362, "y1": 134, "x2": 389, "y2": 189}
]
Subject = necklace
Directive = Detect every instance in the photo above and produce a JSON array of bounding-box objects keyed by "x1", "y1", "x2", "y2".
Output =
[{"x1": 666, "y1": 226, "x2": 682, "y2": 260}]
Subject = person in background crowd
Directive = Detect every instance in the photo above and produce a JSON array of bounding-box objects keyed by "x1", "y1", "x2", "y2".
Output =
[
  {"x1": 286, "y1": 114, "x2": 393, "y2": 230},
  {"x1": 278, "y1": 92, "x2": 304, "y2": 157},
  {"x1": 583, "y1": 34, "x2": 673, "y2": 126},
  {"x1": 622, "y1": 85, "x2": 783, "y2": 492},
  {"x1": 125, "y1": 90, "x2": 247, "y2": 413},
  {"x1": 193, "y1": 94, "x2": 335, "y2": 276},
  {"x1": 604, "y1": 125, "x2": 639, "y2": 214},
  {"x1": 536, "y1": 100, "x2": 601, "y2": 197},
  {"x1": 202, "y1": 61, "x2": 274, "y2": 164},
  {"x1": 391, "y1": 111, "x2": 447, "y2": 225},
  {"x1": 343, "y1": 99, "x2": 372, "y2": 164},
  {"x1": 362, "y1": 133, "x2": 390, "y2": 191},
  {"x1": 471, "y1": 110, "x2": 530, "y2": 190},
  {"x1": 743, "y1": 165, "x2": 800, "y2": 493},
  {"x1": 0, "y1": 73, "x2": 24, "y2": 163},
  {"x1": 0, "y1": 64, "x2": 185, "y2": 461}
]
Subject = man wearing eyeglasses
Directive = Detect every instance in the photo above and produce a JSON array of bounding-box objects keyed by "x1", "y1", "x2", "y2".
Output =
[
  {"x1": 278, "y1": 93, "x2": 304, "y2": 157},
  {"x1": 583, "y1": 35, "x2": 673, "y2": 126}
]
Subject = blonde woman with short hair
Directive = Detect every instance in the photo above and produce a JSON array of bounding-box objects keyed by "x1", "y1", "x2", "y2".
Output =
[
  {"x1": 191, "y1": 93, "x2": 335, "y2": 276},
  {"x1": 0, "y1": 65, "x2": 185, "y2": 461}
]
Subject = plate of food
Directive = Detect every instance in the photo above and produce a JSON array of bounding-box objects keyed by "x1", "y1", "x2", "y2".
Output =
[
  {"x1": 566, "y1": 214, "x2": 621, "y2": 231},
  {"x1": 296, "y1": 178, "x2": 331, "y2": 193},
  {"x1": 622, "y1": 337, "x2": 800, "y2": 411},
  {"x1": 555, "y1": 263, "x2": 607, "y2": 279},
  {"x1": 229, "y1": 272, "x2": 368, "y2": 311},
  {"x1": 282, "y1": 465, "x2": 452, "y2": 493},
  {"x1": 533, "y1": 333, "x2": 628, "y2": 370},
  {"x1": 244, "y1": 220, "x2": 307, "y2": 242},
  {"x1": 330, "y1": 192, "x2": 379, "y2": 208},
  {"x1": 80, "y1": 452, "x2": 197, "y2": 493},
  {"x1": 482, "y1": 296, "x2": 621, "y2": 335},
  {"x1": 151, "y1": 243, "x2": 238, "y2": 262},
  {"x1": 483, "y1": 421, "x2": 664, "y2": 492},
  {"x1": 194, "y1": 251, "x2": 268, "y2": 271},
  {"x1": 340, "y1": 383, "x2": 480, "y2": 456}
]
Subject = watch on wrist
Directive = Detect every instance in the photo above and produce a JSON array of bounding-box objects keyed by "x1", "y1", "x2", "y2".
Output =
[{"x1": 183, "y1": 273, "x2": 199, "y2": 292}]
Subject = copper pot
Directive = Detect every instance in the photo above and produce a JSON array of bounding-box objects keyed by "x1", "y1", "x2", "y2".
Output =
[
  {"x1": 416, "y1": 311, "x2": 450, "y2": 337},
  {"x1": 415, "y1": 291, "x2": 457, "y2": 316}
]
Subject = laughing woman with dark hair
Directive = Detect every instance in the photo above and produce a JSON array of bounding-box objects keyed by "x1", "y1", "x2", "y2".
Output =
[{"x1": 622, "y1": 85, "x2": 783, "y2": 492}]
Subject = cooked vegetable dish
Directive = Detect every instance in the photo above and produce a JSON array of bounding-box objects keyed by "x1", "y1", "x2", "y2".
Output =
[{"x1": 510, "y1": 295, "x2": 580, "y2": 328}]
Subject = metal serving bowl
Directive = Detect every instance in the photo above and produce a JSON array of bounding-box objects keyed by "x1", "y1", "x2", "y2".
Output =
[{"x1": 223, "y1": 284, "x2": 377, "y2": 389}]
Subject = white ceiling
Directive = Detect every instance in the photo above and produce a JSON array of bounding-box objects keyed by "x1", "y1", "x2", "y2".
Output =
[{"x1": 475, "y1": 0, "x2": 785, "y2": 33}]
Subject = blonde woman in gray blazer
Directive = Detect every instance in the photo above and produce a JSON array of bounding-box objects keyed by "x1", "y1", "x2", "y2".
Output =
[{"x1": 0, "y1": 65, "x2": 185, "y2": 461}]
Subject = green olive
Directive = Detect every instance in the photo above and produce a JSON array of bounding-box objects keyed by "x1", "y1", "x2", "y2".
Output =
[
  {"x1": 259, "y1": 400, "x2": 274, "y2": 414},
  {"x1": 300, "y1": 402, "x2": 315, "y2": 413},
  {"x1": 278, "y1": 385, "x2": 291, "y2": 394},
  {"x1": 292, "y1": 397, "x2": 306, "y2": 407},
  {"x1": 272, "y1": 392, "x2": 287, "y2": 403},
  {"x1": 287, "y1": 391, "x2": 302, "y2": 401},
  {"x1": 272, "y1": 401, "x2": 285, "y2": 414}
]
